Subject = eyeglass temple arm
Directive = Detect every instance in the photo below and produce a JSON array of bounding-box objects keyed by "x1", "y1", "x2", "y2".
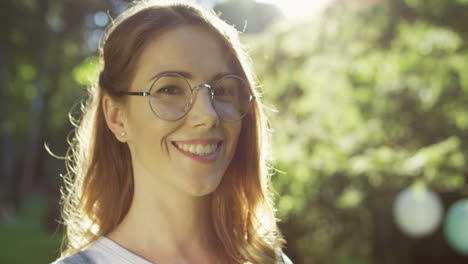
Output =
[{"x1": 118, "y1": 91, "x2": 150, "y2": 96}]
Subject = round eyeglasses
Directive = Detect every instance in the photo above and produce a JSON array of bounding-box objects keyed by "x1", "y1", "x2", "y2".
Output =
[{"x1": 117, "y1": 72, "x2": 255, "y2": 122}]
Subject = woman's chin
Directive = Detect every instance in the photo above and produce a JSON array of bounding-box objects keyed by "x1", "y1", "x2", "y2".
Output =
[{"x1": 183, "y1": 177, "x2": 223, "y2": 197}]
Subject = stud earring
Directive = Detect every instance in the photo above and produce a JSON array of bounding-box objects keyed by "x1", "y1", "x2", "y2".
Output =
[{"x1": 120, "y1": 131, "x2": 126, "y2": 137}]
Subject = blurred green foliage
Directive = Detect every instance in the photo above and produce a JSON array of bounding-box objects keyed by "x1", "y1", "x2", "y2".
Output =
[
  {"x1": 0, "y1": 193, "x2": 62, "y2": 263},
  {"x1": 244, "y1": 1, "x2": 468, "y2": 263},
  {"x1": 1, "y1": 0, "x2": 111, "y2": 263},
  {"x1": 2, "y1": 0, "x2": 468, "y2": 263}
]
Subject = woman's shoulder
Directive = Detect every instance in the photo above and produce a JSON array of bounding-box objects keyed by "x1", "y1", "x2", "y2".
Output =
[
  {"x1": 51, "y1": 251, "x2": 93, "y2": 264},
  {"x1": 50, "y1": 236, "x2": 153, "y2": 264},
  {"x1": 50, "y1": 237, "x2": 105, "y2": 264}
]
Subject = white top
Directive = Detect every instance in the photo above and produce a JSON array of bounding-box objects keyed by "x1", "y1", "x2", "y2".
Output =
[
  {"x1": 53, "y1": 236, "x2": 293, "y2": 264},
  {"x1": 54, "y1": 237, "x2": 153, "y2": 264}
]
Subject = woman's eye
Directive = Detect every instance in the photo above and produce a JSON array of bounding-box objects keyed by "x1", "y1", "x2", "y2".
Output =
[
  {"x1": 215, "y1": 86, "x2": 234, "y2": 96},
  {"x1": 156, "y1": 85, "x2": 181, "y2": 95}
]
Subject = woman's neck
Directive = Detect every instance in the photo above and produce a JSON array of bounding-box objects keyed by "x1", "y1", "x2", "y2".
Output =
[{"x1": 107, "y1": 179, "x2": 221, "y2": 264}]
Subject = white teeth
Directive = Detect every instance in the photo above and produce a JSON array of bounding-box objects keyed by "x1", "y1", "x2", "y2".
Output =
[
  {"x1": 196, "y1": 144, "x2": 204, "y2": 154},
  {"x1": 189, "y1": 145, "x2": 196, "y2": 153},
  {"x1": 175, "y1": 142, "x2": 219, "y2": 155}
]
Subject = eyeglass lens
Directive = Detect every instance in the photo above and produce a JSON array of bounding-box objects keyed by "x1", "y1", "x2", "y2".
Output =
[{"x1": 148, "y1": 74, "x2": 251, "y2": 121}]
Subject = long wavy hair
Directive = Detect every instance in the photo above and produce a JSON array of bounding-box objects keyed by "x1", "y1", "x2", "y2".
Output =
[{"x1": 60, "y1": 1, "x2": 285, "y2": 263}]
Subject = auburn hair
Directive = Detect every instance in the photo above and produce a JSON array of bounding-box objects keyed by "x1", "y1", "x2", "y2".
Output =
[{"x1": 60, "y1": 1, "x2": 285, "y2": 263}]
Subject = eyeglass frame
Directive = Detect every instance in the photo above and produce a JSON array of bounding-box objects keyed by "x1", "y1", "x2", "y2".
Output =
[{"x1": 116, "y1": 72, "x2": 256, "y2": 122}]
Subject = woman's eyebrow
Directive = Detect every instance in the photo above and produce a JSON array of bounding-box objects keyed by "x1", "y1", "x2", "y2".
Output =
[
  {"x1": 149, "y1": 70, "x2": 192, "y2": 81},
  {"x1": 149, "y1": 71, "x2": 233, "y2": 82}
]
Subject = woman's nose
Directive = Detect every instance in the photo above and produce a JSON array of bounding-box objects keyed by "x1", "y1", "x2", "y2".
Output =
[{"x1": 187, "y1": 84, "x2": 219, "y2": 126}]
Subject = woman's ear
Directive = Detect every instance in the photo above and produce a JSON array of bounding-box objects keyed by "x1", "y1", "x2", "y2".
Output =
[{"x1": 102, "y1": 95, "x2": 128, "y2": 143}]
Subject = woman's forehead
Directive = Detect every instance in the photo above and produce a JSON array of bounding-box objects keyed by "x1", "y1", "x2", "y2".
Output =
[{"x1": 135, "y1": 25, "x2": 232, "y2": 82}]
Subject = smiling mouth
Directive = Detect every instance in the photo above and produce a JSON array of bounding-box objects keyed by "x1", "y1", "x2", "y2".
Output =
[{"x1": 172, "y1": 141, "x2": 223, "y2": 156}]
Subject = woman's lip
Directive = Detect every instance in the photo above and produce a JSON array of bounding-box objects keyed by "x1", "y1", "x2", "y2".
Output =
[
  {"x1": 172, "y1": 138, "x2": 222, "y2": 145},
  {"x1": 171, "y1": 141, "x2": 222, "y2": 164}
]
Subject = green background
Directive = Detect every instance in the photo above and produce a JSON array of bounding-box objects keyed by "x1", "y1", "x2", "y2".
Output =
[{"x1": 1, "y1": 0, "x2": 468, "y2": 263}]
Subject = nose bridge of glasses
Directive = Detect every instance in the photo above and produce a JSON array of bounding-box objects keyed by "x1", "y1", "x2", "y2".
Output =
[
  {"x1": 192, "y1": 83, "x2": 213, "y2": 94},
  {"x1": 190, "y1": 83, "x2": 215, "y2": 110},
  {"x1": 191, "y1": 83, "x2": 214, "y2": 103}
]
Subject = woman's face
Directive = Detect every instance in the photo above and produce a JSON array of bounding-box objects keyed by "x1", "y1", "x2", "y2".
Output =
[{"x1": 122, "y1": 25, "x2": 242, "y2": 197}]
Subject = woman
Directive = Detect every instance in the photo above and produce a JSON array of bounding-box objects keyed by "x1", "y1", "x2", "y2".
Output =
[{"x1": 53, "y1": 1, "x2": 292, "y2": 263}]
